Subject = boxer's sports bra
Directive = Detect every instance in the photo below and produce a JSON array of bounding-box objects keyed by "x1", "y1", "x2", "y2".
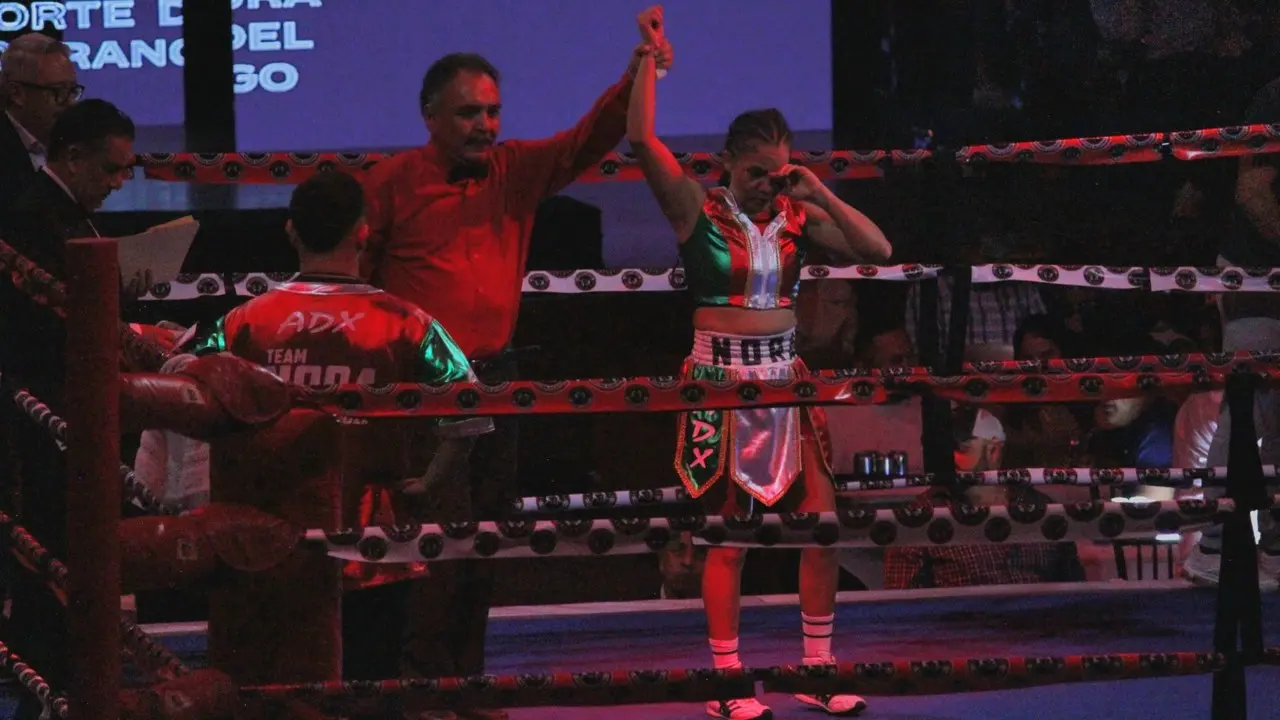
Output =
[{"x1": 678, "y1": 187, "x2": 809, "y2": 309}]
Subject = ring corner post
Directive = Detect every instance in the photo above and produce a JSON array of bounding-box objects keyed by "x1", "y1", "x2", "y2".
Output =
[{"x1": 64, "y1": 238, "x2": 122, "y2": 719}]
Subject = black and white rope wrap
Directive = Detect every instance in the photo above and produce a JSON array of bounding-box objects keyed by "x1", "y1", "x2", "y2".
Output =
[
  {"x1": 311, "y1": 497, "x2": 1264, "y2": 563},
  {"x1": 510, "y1": 466, "x2": 1263, "y2": 511},
  {"x1": 137, "y1": 264, "x2": 1280, "y2": 301}
]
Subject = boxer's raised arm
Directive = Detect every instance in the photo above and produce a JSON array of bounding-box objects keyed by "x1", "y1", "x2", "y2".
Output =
[{"x1": 627, "y1": 50, "x2": 703, "y2": 243}]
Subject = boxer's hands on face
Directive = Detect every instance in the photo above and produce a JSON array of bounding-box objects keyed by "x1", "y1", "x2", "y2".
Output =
[{"x1": 778, "y1": 164, "x2": 824, "y2": 202}]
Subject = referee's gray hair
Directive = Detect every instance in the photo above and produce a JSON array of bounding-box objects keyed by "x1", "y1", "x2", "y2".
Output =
[{"x1": 0, "y1": 33, "x2": 71, "y2": 97}]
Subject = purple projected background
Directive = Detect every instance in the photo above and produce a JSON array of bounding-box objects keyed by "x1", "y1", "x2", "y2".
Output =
[
  {"x1": 31, "y1": 0, "x2": 831, "y2": 152},
  {"x1": 0, "y1": 0, "x2": 831, "y2": 266}
]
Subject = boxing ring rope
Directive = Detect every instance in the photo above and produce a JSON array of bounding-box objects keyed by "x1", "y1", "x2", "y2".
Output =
[
  {"x1": 10, "y1": 388, "x2": 66, "y2": 448},
  {"x1": 489, "y1": 465, "x2": 1273, "y2": 516},
  {"x1": 10, "y1": 387, "x2": 178, "y2": 514},
  {"x1": 236, "y1": 650, "x2": 1228, "y2": 714},
  {"x1": 236, "y1": 650, "x2": 1232, "y2": 714},
  {"x1": 1, "y1": 122, "x2": 1277, "y2": 717},
  {"x1": 135, "y1": 262, "x2": 1280, "y2": 301},
  {"x1": 14, "y1": 353, "x2": 1268, "y2": 518},
  {"x1": 296, "y1": 369, "x2": 1230, "y2": 420},
  {"x1": 2, "y1": 512, "x2": 68, "y2": 593},
  {"x1": 123, "y1": 120, "x2": 1280, "y2": 309},
  {"x1": 11, "y1": 226, "x2": 1280, "y2": 510},
  {"x1": 1, "y1": 238, "x2": 1273, "y2": 716},
  {"x1": 0, "y1": 234, "x2": 1270, "y2": 711},
  {"x1": 307, "y1": 497, "x2": 1269, "y2": 563},
  {"x1": 0, "y1": 641, "x2": 68, "y2": 719},
  {"x1": 2, "y1": 508, "x2": 191, "y2": 683},
  {"x1": 132, "y1": 122, "x2": 1280, "y2": 187},
  {"x1": 0, "y1": 237, "x2": 173, "y2": 373}
]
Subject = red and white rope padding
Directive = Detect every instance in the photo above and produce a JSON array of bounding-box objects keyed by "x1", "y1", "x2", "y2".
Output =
[
  {"x1": 301, "y1": 369, "x2": 1230, "y2": 419},
  {"x1": 240, "y1": 650, "x2": 1226, "y2": 713},
  {"x1": 133, "y1": 123, "x2": 1280, "y2": 188},
  {"x1": 0, "y1": 641, "x2": 68, "y2": 719},
  {"x1": 1, "y1": 512, "x2": 68, "y2": 594},
  {"x1": 9, "y1": 385, "x2": 180, "y2": 515},
  {"x1": 10, "y1": 388, "x2": 66, "y2": 449},
  {"x1": 309, "y1": 497, "x2": 1247, "y2": 563}
]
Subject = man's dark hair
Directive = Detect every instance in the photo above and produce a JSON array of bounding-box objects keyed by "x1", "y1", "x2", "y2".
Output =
[
  {"x1": 289, "y1": 172, "x2": 364, "y2": 254},
  {"x1": 1013, "y1": 314, "x2": 1077, "y2": 360},
  {"x1": 47, "y1": 98, "x2": 134, "y2": 161},
  {"x1": 418, "y1": 53, "x2": 500, "y2": 112}
]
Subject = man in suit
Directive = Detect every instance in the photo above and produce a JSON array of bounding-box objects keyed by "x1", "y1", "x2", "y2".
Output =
[
  {"x1": 0, "y1": 32, "x2": 81, "y2": 212},
  {"x1": 0, "y1": 98, "x2": 134, "y2": 720}
]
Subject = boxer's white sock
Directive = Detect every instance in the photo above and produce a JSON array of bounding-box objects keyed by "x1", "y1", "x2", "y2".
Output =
[
  {"x1": 801, "y1": 612, "x2": 835, "y2": 660},
  {"x1": 709, "y1": 637, "x2": 741, "y2": 669}
]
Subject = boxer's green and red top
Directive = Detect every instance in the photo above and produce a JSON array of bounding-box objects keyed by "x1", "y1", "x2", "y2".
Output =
[
  {"x1": 179, "y1": 273, "x2": 474, "y2": 589},
  {"x1": 678, "y1": 187, "x2": 810, "y2": 309},
  {"x1": 180, "y1": 273, "x2": 473, "y2": 386}
]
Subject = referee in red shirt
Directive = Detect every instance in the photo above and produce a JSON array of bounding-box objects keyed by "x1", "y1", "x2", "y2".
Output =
[{"x1": 361, "y1": 9, "x2": 670, "y2": 715}]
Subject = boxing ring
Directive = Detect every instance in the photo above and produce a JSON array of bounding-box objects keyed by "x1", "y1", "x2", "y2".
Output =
[{"x1": 1, "y1": 119, "x2": 1279, "y2": 719}]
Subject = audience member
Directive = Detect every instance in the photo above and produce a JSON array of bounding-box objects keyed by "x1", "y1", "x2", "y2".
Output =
[
  {"x1": 0, "y1": 33, "x2": 80, "y2": 212},
  {"x1": 1089, "y1": 395, "x2": 1178, "y2": 470},
  {"x1": 658, "y1": 533, "x2": 707, "y2": 600},
  {"x1": 883, "y1": 405, "x2": 1085, "y2": 589},
  {"x1": 1173, "y1": 391, "x2": 1224, "y2": 471},
  {"x1": 905, "y1": 275, "x2": 1047, "y2": 363},
  {"x1": 1003, "y1": 315, "x2": 1092, "y2": 470},
  {"x1": 826, "y1": 325, "x2": 924, "y2": 476},
  {"x1": 796, "y1": 277, "x2": 858, "y2": 369},
  {"x1": 0, "y1": 97, "x2": 135, "y2": 720},
  {"x1": 1183, "y1": 71, "x2": 1280, "y2": 589}
]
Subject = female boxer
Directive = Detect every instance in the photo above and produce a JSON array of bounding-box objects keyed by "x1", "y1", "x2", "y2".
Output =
[{"x1": 626, "y1": 17, "x2": 891, "y2": 719}]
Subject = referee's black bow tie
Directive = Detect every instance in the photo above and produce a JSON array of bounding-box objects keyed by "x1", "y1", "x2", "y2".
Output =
[{"x1": 448, "y1": 162, "x2": 489, "y2": 183}]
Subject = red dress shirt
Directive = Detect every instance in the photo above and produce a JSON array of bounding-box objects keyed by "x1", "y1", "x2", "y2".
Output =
[{"x1": 361, "y1": 74, "x2": 633, "y2": 358}]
